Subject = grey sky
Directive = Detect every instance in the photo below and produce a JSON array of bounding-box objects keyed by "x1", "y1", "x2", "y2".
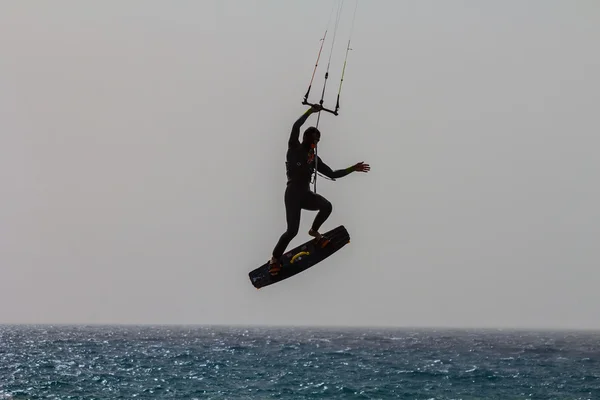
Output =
[{"x1": 2, "y1": 0, "x2": 599, "y2": 330}]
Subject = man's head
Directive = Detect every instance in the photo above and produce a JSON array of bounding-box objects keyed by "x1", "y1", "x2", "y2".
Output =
[{"x1": 302, "y1": 126, "x2": 321, "y2": 147}]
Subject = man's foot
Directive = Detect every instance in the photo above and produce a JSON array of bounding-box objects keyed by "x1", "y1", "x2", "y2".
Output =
[
  {"x1": 308, "y1": 228, "x2": 322, "y2": 240},
  {"x1": 268, "y1": 257, "x2": 281, "y2": 276},
  {"x1": 309, "y1": 229, "x2": 330, "y2": 248}
]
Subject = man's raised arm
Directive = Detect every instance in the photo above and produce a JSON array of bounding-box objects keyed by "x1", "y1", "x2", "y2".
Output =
[{"x1": 288, "y1": 105, "x2": 322, "y2": 147}]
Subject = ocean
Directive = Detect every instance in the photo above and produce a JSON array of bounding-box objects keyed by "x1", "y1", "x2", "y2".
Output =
[{"x1": 1, "y1": 325, "x2": 598, "y2": 399}]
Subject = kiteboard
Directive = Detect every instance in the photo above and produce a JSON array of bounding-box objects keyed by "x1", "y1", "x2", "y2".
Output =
[{"x1": 249, "y1": 225, "x2": 350, "y2": 289}]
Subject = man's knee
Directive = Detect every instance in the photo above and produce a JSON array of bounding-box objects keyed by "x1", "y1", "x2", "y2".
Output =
[
  {"x1": 322, "y1": 199, "x2": 332, "y2": 214},
  {"x1": 286, "y1": 222, "x2": 300, "y2": 238}
]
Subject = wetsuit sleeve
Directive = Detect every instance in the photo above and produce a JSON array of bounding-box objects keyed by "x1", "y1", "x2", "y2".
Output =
[
  {"x1": 316, "y1": 156, "x2": 354, "y2": 179},
  {"x1": 288, "y1": 108, "x2": 314, "y2": 148}
]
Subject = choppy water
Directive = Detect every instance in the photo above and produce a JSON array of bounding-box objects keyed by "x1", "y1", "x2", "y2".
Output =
[{"x1": 1, "y1": 325, "x2": 599, "y2": 399}]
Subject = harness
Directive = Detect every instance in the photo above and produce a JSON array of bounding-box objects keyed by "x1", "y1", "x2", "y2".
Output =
[{"x1": 285, "y1": 145, "x2": 315, "y2": 185}]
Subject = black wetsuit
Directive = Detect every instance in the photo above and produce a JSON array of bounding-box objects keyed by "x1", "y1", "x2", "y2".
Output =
[{"x1": 271, "y1": 111, "x2": 353, "y2": 261}]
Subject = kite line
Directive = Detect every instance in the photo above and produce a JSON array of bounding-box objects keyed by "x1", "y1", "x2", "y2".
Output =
[{"x1": 301, "y1": 0, "x2": 359, "y2": 193}]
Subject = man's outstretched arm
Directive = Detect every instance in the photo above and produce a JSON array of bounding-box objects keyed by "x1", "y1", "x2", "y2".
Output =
[
  {"x1": 289, "y1": 104, "x2": 322, "y2": 147},
  {"x1": 317, "y1": 157, "x2": 371, "y2": 180}
]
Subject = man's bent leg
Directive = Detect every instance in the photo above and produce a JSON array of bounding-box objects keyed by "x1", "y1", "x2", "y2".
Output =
[{"x1": 303, "y1": 192, "x2": 332, "y2": 240}]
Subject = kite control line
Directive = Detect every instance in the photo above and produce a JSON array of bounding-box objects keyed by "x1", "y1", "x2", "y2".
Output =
[
  {"x1": 335, "y1": 0, "x2": 358, "y2": 116},
  {"x1": 301, "y1": 0, "x2": 359, "y2": 193},
  {"x1": 303, "y1": 0, "x2": 345, "y2": 123}
]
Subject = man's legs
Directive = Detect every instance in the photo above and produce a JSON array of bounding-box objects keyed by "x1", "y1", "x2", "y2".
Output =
[{"x1": 269, "y1": 189, "x2": 333, "y2": 274}]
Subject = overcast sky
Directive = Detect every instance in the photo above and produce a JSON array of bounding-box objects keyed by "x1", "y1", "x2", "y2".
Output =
[{"x1": 1, "y1": 0, "x2": 599, "y2": 330}]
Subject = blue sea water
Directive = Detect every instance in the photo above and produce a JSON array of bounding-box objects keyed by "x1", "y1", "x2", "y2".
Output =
[{"x1": 1, "y1": 325, "x2": 599, "y2": 399}]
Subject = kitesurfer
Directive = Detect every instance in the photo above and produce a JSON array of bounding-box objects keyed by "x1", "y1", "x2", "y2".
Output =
[{"x1": 268, "y1": 104, "x2": 370, "y2": 275}]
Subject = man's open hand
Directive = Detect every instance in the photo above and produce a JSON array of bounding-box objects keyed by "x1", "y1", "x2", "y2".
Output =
[{"x1": 353, "y1": 162, "x2": 370, "y2": 172}]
